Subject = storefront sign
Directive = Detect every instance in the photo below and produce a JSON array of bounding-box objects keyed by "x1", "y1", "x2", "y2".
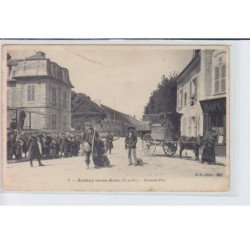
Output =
[{"x1": 200, "y1": 97, "x2": 226, "y2": 114}]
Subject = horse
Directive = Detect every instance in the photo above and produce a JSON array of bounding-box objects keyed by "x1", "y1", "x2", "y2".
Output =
[{"x1": 179, "y1": 135, "x2": 203, "y2": 161}]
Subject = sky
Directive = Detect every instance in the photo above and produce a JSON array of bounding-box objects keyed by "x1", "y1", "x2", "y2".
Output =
[{"x1": 7, "y1": 45, "x2": 193, "y2": 119}]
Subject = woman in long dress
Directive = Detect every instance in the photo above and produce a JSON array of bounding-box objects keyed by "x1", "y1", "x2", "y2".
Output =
[{"x1": 201, "y1": 129, "x2": 219, "y2": 164}]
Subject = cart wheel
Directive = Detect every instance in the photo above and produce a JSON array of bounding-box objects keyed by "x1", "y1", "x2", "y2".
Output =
[
  {"x1": 142, "y1": 133, "x2": 156, "y2": 156},
  {"x1": 163, "y1": 142, "x2": 177, "y2": 156}
]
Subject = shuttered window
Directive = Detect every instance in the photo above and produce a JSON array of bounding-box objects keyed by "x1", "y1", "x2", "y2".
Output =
[
  {"x1": 51, "y1": 87, "x2": 56, "y2": 106},
  {"x1": 184, "y1": 92, "x2": 187, "y2": 106},
  {"x1": 179, "y1": 89, "x2": 183, "y2": 107},
  {"x1": 214, "y1": 64, "x2": 226, "y2": 94},
  {"x1": 182, "y1": 118, "x2": 186, "y2": 136},
  {"x1": 221, "y1": 64, "x2": 226, "y2": 92},
  {"x1": 63, "y1": 91, "x2": 68, "y2": 109},
  {"x1": 7, "y1": 89, "x2": 11, "y2": 106},
  {"x1": 52, "y1": 114, "x2": 56, "y2": 129},
  {"x1": 27, "y1": 85, "x2": 35, "y2": 102},
  {"x1": 214, "y1": 66, "x2": 220, "y2": 93}
]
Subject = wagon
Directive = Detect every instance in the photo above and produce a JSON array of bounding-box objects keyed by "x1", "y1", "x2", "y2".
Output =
[{"x1": 141, "y1": 112, "x2": 182, "y2": 157}]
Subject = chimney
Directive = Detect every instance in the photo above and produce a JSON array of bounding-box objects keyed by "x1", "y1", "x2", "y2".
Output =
[
  {"x1": 7, "y1": 53, "x2": 11, "y2": 61},
  {"x1": 193, "y1": 49, "x2": 200, "y2": 58}
]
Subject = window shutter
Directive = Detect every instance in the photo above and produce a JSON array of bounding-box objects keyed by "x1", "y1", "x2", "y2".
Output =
[
  {"x1": 221, "y1": 65, "x2": 226, "y2": 78},
  {"x1": 31, "y1": 86, "x2": 35, "y2": 101},
  {"x1": 215, "y1": 67, "x2": 220, "y2": 80},
  {"x1": 27, "y1": 86, "x2": 31, "y2": 102},
  {"x1": 194, "y1": 78, "x2": 197, "y2": 98},
  {"x1": 221, "y1": 79, "x2": 226, "y2": 92},
  {"x1": 221, "y1": 65, "x2": 226, "y2": 92},
  {"x1": 214, "y1": 66, "x2": 220, "y2": 93},
  {"x1": 182, "y1": 118, "x2": 186, "y2": 136},
  {"x1": 215, "y1": 80, "x2": 220, "y2": 93}
]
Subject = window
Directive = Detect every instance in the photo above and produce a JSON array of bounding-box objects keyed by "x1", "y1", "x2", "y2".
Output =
[
  {"x1": 51, "y1": 87, "x2": 56, "y2": 106},
  {"x1": 58, "y1": 88, "x2": 62, "y2": 108},
  {"x1": 188, "y1": 117, "x2": 191, "y2": 136},
  {"x1": 52, "y1": 114, "x2": 56, "y2": 129},
  {"x1": 221, "y1": 64, "x2": 226, "y2": 92},
  {"x1": 63, "y1": 115, "x2": 67, "y2": 130},
  {"x1": 63, "y1": 91, "x2": 68, "y2": 109},
  {"x1": 190, "y1": 117, "x2": 197, "y2": 137},
  {"x1": 27, "y1": 85, "x2": 35, "y2": 102},
  {"x1": 184, "y1": 92, "x2": 187, "y2": 106},
  {"x1": 7, "y1": 88, "x2": 11, "y2": 106},
  {"x1": 182, "y1": 118, "x2": 186, "y2": 136},
  {"x1": 214, "y1": 64, "x2": 226, "y2": 94},
  {"x1": 179, "y1": 89, "x2": 183, "y2": 107},
  {"x1": 190, "y1": 78, "x2": 197, "y2": 106}
]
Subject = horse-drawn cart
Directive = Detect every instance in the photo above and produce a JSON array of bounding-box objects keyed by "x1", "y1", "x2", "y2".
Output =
[{"x1": 141, "y1": 112, "x2": 182, "y2": 157}]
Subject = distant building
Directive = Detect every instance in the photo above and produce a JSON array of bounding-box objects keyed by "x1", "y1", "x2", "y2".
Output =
[
  {"x1": 70, "y1": 92, "x2": 137, "y2": 136},
  {"x1": 7, "y1": 52, "x2": 74, "y2": 131},
  {"x1": 176, "y1": 49, "x2": 227, "y2": 145},
  {"x1": 71, "y1": 91, "x2": 107, "y2": 131},
  {"x1": 100, "y1": 104, "x2": 137, "y2": 136}
]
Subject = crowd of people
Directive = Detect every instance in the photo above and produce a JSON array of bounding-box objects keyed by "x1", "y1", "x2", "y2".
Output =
[
  {"x1": 7, "y1": 125, "x2": 220, "y2": 168},
  {"x1": 6, "y1": 127, "x2": 118, "y2": 168},
  {"x1": 7, "y1": 131, "x2": 83, "y2": 162}
]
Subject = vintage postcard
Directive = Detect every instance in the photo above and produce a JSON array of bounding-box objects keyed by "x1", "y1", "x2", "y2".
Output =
[{"x1": 1, "y1": 43, "x2": 230, "y2": 192}]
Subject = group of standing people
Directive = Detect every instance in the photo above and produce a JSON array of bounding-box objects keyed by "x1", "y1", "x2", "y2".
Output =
[
  {"x1": 82, "y1": 125, "x2": 139, "y2": 169},
  {"x1": 7, "y1": 125, "x2": 219, "y2": 169},
  {"x1": 82, "y1": 126, "x2": 112, "y2": 169},
  {"x1": 7, "y1": 132, "x2": 83, "y2": 165},
  {"x1": 7, "y1": 125, "x2": 145, "y2": 168},
  {"x1": 7, "y1": 127, "x2": 120, "y2": 168}
]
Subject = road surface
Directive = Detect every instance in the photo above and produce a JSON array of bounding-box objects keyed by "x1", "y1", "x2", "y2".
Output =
[{"x1": 3, "y1": 138, "x2": 229, "y2": 192}]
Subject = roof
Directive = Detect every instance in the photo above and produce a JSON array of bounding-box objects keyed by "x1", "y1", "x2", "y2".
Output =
[
  {"x1": 100, "y1": 104, "x2": 136, "y2": 126},
  {"x1": 176, "y1": 50, "x2": 201, "y2": 84},
  {"x1": 25, "y1": 53, "x2": 45, "y2": 61},
  {"x1": 7, "y1": 59, "x2": 18, "y2": 66},
  {"x1": 7, "y1": 52, "x2": 74, "y2": 88}
]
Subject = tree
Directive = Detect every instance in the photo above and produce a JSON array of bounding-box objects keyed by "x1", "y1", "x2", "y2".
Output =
[
  {"x1": 144, "y1": 72, "x2": 178, "y2": 114},
  {"x1": 71, "y1": 91, "x2": 106, "y2": 130}
]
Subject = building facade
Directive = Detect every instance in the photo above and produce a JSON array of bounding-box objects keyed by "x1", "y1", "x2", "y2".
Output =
[
  {"x1": 176, "y1": 49, "x2": 227, "y2": 145},
  {"x1": 100, "y1": 104, "x2": 137, "y2": 137},
  {"x1": 7, "y1": 52, "x2": 74, "y2": 131}
]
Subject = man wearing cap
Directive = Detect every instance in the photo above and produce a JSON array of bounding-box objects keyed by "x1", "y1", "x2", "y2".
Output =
[{"x1": 125, "y1": 126, "x2": 138, "y2": 166}]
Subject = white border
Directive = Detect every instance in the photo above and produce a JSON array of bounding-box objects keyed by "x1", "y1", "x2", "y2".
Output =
[{"x1": 0, "y1": 39, "x2": 247, "y2": 205}]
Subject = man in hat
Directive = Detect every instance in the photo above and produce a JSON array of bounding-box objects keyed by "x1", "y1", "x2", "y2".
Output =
[
  {"x1": 83, "y1": 124, "x2": 99, "y2": 168},
  {"x1": 28, "y1": 135, "x2": 45, "y2": 167},
  {"x1": 105, "y1": 131, "x2": 114, "y2": 155},
  {"x1": 18, "y1": 110, "x2": 26, "y2": 130},
  {"x1": 125, "y1": 126, "x2": 138, "y2": 166},
  {"x1": 10, "y1": 118, "x2": 17, "y2": 130}
]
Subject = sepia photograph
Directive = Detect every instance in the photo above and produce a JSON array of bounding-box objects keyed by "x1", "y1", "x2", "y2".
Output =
[{"x1": 1, "y1": 44, "x2": 230, "y2": 192}]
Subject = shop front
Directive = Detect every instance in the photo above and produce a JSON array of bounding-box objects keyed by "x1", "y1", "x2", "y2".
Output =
[{"x1": 200, "y1": 97, "x2": 226, "y2": 145}]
